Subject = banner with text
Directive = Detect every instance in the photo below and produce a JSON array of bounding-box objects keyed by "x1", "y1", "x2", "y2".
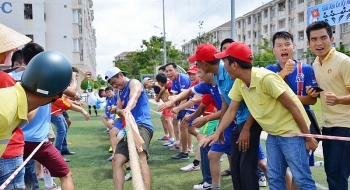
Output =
[{"x1": 308, "y1": 0, "x2": 350, "y2": 26}]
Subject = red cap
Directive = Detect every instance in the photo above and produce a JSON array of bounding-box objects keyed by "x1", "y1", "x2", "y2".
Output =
[
  {"x1": 187, "y1": 65, "x2": 198, "y2": 74},
  {"x1": 188, "y1": 44, "x2": 218, "y2": 63},
  {"x1": 214, "y1": 42, "x2": 253, "y2": 64}
]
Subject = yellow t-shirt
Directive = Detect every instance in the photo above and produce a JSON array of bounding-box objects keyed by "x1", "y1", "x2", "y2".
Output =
[
  {"x1": 228, "y1": 67, "x2": 310, "y2": 136},
  {"x1": 0, "y1": 83, "x2": 28, "y2": 156},
  {"x1": 313, "y1": 48, "x2": 350, "y2": 128}
]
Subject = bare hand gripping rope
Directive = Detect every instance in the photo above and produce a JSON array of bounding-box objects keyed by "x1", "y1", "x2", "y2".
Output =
[{"x1": 125, "y1": 111, "x2": 146, "y2": 190}]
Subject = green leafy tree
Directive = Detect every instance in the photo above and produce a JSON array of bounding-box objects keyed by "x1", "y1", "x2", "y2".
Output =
[
  {"x1": 93, "y1": 81, "x2": 100, "y2": 89},
  {"x1": 96, "y1": 74, "x2": 107, "y2": 87},
  {"x1": 80, "y1": 78, "x2": 95, "y2": 90},
  {"x1": 336, "y1": 44, "x2": 350, "y2": 56},
  {"x1": 252, "y1": 36, "x2": 277, "y2": 67}
]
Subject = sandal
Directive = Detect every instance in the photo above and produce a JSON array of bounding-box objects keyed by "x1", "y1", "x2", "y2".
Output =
[{"x1": 221, "y1": 169, "x2": 231, "y2": 176}]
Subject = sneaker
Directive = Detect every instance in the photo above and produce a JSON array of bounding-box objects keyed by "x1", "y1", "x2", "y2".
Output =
[
  {"x1": 124, "y1": 170, "x2": 132, "y2": 181},
  {"x1": 314, "y1": 161, "x2": 324, "y2": 166},
  {"x1": 180, "y1": 163, "x2": 200, "y2": 171},
  {"x1": 45, "y1": 182, "x2": 61, "y2": 190},
  {"x1": 106, "y1": 155, "x2": 114, "y2": 162},
  {"x1": 172, "y1": 152, "x2": 189, "y2": 160},
  {"x1": 158, "y1": 135, "x2": 169, "y2": 141},
  {"x1": 258, "y1": 176, "x2": 267, "y2": 187},
  {"x1": 193, "y1": 181, "x2": 211, "y2": 189},
  {"x1": 163, "y1": 139, "x2": 174, "y2": 146},
  {"x1": 108, "y1": 146, "x2": 113, "y2": 153},
  {"x1": 103, "y1": 129, "x2": 110, "y2": 134}
]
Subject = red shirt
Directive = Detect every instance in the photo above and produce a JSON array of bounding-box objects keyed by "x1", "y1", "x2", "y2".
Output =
[
  {"x1": 201, "y1": 94, "x2": 216, "y2": 116},
  {"x1": 51, "y1": 96, "x2": 73, "y2": 115},
  {"x1": 0, "y1": 71, "x2": 25, "y2": 158}
]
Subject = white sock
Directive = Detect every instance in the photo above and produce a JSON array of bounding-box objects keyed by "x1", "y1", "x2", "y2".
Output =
[
  {"x1": 165, "y1": 134, "x2": 169, "y2": 137},
  {"x1": 169, "y1": 138, "x2": 174, "y2": 141},
  {"x1": 42, "y1": 165, "x2": 54, "y2": 188}
]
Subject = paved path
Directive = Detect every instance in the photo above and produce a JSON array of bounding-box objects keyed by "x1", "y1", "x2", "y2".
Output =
[{"x1": 148, "y1": 99, "x2": 324, "y2": 158}]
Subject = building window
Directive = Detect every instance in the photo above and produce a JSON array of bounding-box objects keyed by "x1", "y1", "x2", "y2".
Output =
[
  {"x1": 243, "y1": 21, "x2": 246, "y2": 28},
  {"x1": 278, "y1": 2, "x2": 286, "y2": 11},
  {"x1": 26, "y1": 35, "x2": 34, "y2": 42},
  {"x1": 270, "y1": 24, "x2": 276, "y2": 33},
  {"x1": 263, "y1": 9, "x2": 268, "y2": 18},
  {"x1": 253, "y1": 45, "x2": 258, "y2": 52},
  {"x1": 243, "y1": 35, "x2": 246, "y2": 41},
  {"x1": 237, "y1": 22, "x2": 241, "y2": 29},
  {"x1": 73, "y1": 38, "x2": 80, "y2": 51},
  {"x1": 298, "y1": 0, "x2": 304, "y2": 4},
  {"x1": 254, "y1": 15, "x2": 260, "y2": 23},
  {"x1": 248, "y1": 17, "x2": 251, "y2": 25},
  {"x1": 271, "y1": 8, "x2": 276, "y2": 17},
  {"x1": 298, "y1": 31, "x2": 304, "y2": 41},
  {"x1": 238, "y1": 35, "x2": 241, "y2": 41},
  {"x1": 279, "y1": 19, "x2": 286, "y2": 28},
  {"x1": 289, "y1": 0, "x2": 295, "y2": 9},
  {"x1": 24, "y1": 4, "x2": 33, "y2": 19},
  {"x1": 264, "y1": 25, "x2": 268, "y2": 33},
  {"x1": 248, "y1": 31, "x2": 251, "y2": 38},
  {"x1": 64, "y1": 5, "x2": 67, "y2": 8},
  {"x1": 73, "y1": 10, "x2": 79, "y2": 23},
  {"x1": 298, "y1": 12, "x2": 304, "y2": 22},
  {"x1": 341, "y1": 23, "x2": 349, "y2": 33},
  {"x1": 290, "y1": 18, "x2": 295, "y2": 27},
  {"x1": 331, "y1": 25, "x2": 336, "y2": 33},
  {"x1": 297, "y1": 49, "x2": 304, "y2": 59},
  {"x1": 315, "y1": 0, "x2": 322, "y2": 5}
]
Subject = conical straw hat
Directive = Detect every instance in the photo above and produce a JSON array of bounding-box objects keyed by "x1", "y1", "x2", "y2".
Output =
[{"x1": 0, "y1": 23, "x2": 32, "y2": 53}]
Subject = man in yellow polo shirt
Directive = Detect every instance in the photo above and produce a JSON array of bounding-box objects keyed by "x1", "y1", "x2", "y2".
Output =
[
  {"x1": 202, "y1": 42, "x2": 318, "y2": 190},
  {"x1": 306, "y1": 21, "x2": 350, "y2": 190},
  {"x1": 0, "y1": 51, "x2": 72, "y2": 157}
]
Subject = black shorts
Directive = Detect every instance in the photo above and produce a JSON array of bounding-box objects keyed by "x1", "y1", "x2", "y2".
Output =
[
  {"x1": 62, "y1": 110, "x2": 69, "y2": 119},
  {"x1": 115, "y1": 125, "x2": 153, "y2": 158}
]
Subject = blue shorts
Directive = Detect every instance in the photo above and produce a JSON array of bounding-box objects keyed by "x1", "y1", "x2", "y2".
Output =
[
  {"x1": 258, "y1": 141, "x2": 266, "y2": 161},
  {"x1": 185, "y1": 111, "x2": 195, "y2": 126},
  {"x1": 113, "y1": 118, "x2": 123, "y2": 130},
  {"x1": 176, "y1": 110, "x2": 187, "y2": 121},
  {"x1": 117, "y1": 129, "x2": 126, "y2": 137},
  {"x1": 210, "y1": 140, "x2": 232, "y2": 155},
  {"x1": 0, "y1": 155, "x2": 25, "y2": 190},
  {"x1": 106, "y1": 112, "x2": 116, "y2": 120}
]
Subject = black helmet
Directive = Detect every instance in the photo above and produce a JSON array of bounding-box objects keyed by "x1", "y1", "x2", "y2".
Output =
[{"x1": 21, "y1": 51, "x2": 72, "y2": 97}]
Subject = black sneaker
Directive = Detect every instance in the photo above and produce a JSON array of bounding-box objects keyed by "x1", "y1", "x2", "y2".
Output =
[{"x1": 171, "y1": 152, "x2": 189, "y2": 160}]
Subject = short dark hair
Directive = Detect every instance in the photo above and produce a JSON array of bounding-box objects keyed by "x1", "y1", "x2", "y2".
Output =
[
  {"x1": 105, "y1": 86, "x2": 113, "y2": 91},
  {"x1": 306, "y1": 21, "x2": 332, "y2": 41},
  {"x1": 165, "y1": 62, "x2": 177, "y2": 69},
  {"x1": 156, "y1": 73, "x2": 167, "y2": 83},
  {"x1": 272, "y1": 31, "x2": 294, "y2": 47},
  {"x1": 98, "y1": 89, "x2": 105, "y2": 97},
  {"x1": 72, "y1": 67, "x2": 79, "y2": 73},
  {"x1": 22, "y1": 42, "x2": 44, "y2": 65},
  {"x1": 206, "y1": 59, "x2": 221, "y2": 65},
  {"x1": 220, "y1": 38, "x2": 234, "y2": 52},
  {"x1": 158, "y1": 65, "x2": 166, "y2": 71},
  {"x1": 11, "y1": 50, "x2": 22, "y2": 67},
  {"x1": 227, "y1": 56, "x2": 253, "y2": 69}
]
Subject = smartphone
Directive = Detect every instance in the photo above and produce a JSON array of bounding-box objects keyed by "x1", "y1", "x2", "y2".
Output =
[{"x1": 312, "y1": 86, "x2": 324, "y2": 92}]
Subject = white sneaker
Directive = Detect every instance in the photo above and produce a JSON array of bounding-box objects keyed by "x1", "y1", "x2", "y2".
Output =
[
  {"x1": 124, "y1": 170, "x2": 132, "y2": 181},
  {"x1": 163, "y1": 139, "x2": 174, "y2": 146},
  {"x1": 180, "y1": 163, "x2": 200, "y2": 171},
  {"x1": 106, "y1": 155, "x2": 114, "y2": 162},
  {"x1": 45, "y1": 182, "x2": 61, "y2": 190},
  {"x1": 314, "y1": 161, "x2": 324, "y2": 166},
  {"x1": 258, "y1": 176, "x2": 267, "y2": 187},
  {"x1": 193, "y1": 181, "x2": 211, "y2": 189}
]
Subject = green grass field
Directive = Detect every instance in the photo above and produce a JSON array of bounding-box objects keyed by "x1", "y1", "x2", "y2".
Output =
[{"x1": 48, "y1": 101, "x2": 339, "y2": 190}]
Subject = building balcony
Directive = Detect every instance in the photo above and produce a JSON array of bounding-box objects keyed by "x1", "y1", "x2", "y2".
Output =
[{"x1": 71, "y1": 0, "x2": 82, "y2": 9}]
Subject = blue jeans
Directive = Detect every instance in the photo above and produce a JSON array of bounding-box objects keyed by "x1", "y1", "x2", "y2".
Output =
[
  {"x1": 0, "y1": 155, "x2": 25, "y2": 190},
  {"x1": 200, "y1": 144, "x2": 212, "y2": 184},
  {"x1": 266, "y1": 135, "x2": 316, "y2": 190},
  {"x1": 322, "y1": 127, "x2": 350, "y2": 190},
  {"x1": 51, "y1": 114, "x2": 68, "y2": 152},
  {"x1": 24, "y1": 159, "x2": 39, "y2": 190}
]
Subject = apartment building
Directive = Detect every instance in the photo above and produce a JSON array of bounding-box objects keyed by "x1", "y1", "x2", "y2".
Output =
[
  {"x1": 181, "y1": 21, "x2": 232, "y2": 56},
  {"x1": 0, "y1": 0, "x2": 97, "y2": 83},
  {"x1": 182, "y1": 0, "x2": 350, "y2": 63}
]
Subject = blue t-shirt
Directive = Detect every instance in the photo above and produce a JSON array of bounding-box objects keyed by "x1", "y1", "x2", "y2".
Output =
[
  {"x1": 119, "y1": 80, "x2": 154, "y2": 131},
  {"x1": 105, "y1": 93, "x2": 118, "y2": 118},
  {"x1": 171, "y1": 73, "x2": 191, "y2": 94},
  {"x1": 9, "y1": 71, "x2": 24, "y2": 81},
  {"x1": 265, "y1": 61, "x2": 318, "y2": 110},
  {"x1": 192, "y1": 82, "x2": 235, "y2": 142},
  {"x1": 213, "y1": 61, "x2": 250, "y2": 125},
  {"x1": 21, "y1": 104, "x2": 51, "y2": 142}
]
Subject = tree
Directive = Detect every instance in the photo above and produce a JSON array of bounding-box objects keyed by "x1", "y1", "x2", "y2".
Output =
[
  {"x1": 113, "y1": 35, "x2": 186, "y2": 79},
  {"x1": 253, "y1": 36, "x2": 276, "y2": 67},
  {"x1": 80, "y1": 78, "x2": 95, "y2": 90},
  {"x1": 336, "y1": 44, "x2": 350, "y2": 56},
  {"x1": 96, "y1": 74, "x2": 107, "y2": 87}
]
